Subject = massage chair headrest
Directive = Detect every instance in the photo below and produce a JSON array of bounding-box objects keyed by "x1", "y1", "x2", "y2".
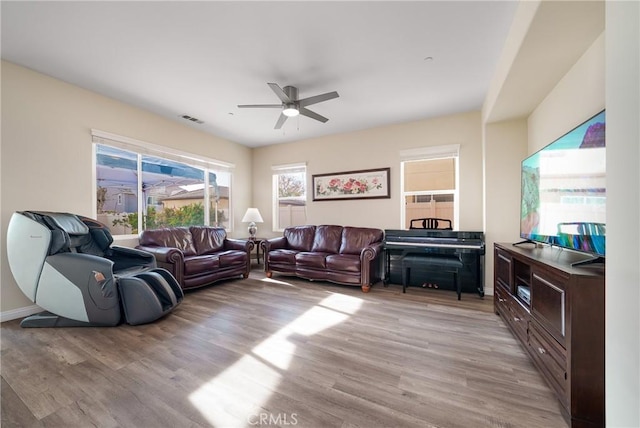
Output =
[
  {"x1": 24, "y1": 211, "x2": 113, "y2": 256},
  {"x1": 43, "y1": 212, "x2": 90, "y2": 236}
]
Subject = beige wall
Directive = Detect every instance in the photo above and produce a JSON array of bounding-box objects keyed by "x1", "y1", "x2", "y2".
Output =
[
  {"x1": 1, "y1": 61, "x2": 253, "y2": 316},
  {"x1": 528, "y1": 33, "x2": 605, "y2": 153},
  {"x1": 482, "y1": 118, "x2": 528, "y2": 295},
  {"x1": 252, "y1": 111, "x2": 484, "y2": 238}
]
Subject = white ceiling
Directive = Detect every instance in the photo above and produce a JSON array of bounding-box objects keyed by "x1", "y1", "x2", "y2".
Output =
[{"x1": 1, "y1": 1, "x2": 519, "y2": 148}]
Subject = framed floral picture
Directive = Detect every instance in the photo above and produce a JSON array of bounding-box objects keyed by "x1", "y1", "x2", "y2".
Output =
[{"x1": 312, "y1": 167, "x2": 390, "y2": 201}]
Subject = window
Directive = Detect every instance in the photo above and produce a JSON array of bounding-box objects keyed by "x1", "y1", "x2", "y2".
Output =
[
  {"x1": 400, "y1": 145, "x2": 459, "y2": 229},
  {"x1": 272, "y1": 163, "x2": 307, "y2": 231},
  {"x1": 94, "y1": 130, "x2": 233, "y2": 236}
]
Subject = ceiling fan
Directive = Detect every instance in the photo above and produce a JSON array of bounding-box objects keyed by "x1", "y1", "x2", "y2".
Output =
[{"x1": 238, "y1": 83, "x2": 339, "y2": 129}]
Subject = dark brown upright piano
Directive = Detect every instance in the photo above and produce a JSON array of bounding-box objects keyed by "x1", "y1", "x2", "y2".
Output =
[{"x1": 383, "y1": 229, "x2": 485, "y2": 297}]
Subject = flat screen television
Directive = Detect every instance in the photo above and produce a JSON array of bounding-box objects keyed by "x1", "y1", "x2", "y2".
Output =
[{"x1": 520, "y1": 110, "x2": 606, "y2": 263}]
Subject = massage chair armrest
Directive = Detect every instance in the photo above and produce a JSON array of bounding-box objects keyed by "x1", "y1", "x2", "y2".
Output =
[
  {"x1": 110, "y1": 246, "x2": 156, "y2": 270},
  {"x1": 45, "y1": 252, "x2": 120, "y2": 317}
]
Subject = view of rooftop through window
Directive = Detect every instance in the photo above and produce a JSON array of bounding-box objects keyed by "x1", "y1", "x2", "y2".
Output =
[{"x1": 96, "y1": 144, "x2": 231, "y2": 235}]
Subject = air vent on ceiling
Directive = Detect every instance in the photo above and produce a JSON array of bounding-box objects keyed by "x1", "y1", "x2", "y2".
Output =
[{"x1": 180, "y1": 115, "x2": 204, "y2": 124}]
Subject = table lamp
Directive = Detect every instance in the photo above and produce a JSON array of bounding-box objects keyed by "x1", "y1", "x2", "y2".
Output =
[{"x1": 242, "y1": 208, "x2": 263, "y2": 238}]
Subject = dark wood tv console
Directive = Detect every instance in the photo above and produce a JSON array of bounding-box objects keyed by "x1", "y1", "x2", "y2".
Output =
[{"x1": 494, "y1": 243, "x2": 604, "y2": 428}]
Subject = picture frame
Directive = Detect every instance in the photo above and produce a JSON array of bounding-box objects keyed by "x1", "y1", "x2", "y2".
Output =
[{"x1": 312, "y1": 167, "x2": 391, "y2": 201}]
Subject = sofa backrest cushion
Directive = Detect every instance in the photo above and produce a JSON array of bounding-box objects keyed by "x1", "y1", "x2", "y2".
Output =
[
  {"x1": 339, "y1": 227, "x2": 384, "y2": 255},
  {"x1": 311, "y1": 225, "x2": 343, "y2": 254},
  {"x1": 284, "y1": 225, "x2": 316, "y2": 252},
  {"x1": 139, "y1": 227, "x2": 197, "y2": 256},
  {"x1": 190, "y1": 226, "x2": 226, "y2": 255}
]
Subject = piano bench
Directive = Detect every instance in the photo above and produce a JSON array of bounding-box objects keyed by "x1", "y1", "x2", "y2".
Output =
[{"x1": 401, "y1": 255, "x2": 464, "y2": 300}]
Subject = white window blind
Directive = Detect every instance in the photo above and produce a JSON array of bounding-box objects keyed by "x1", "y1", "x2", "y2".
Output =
[
  {"x1": 399, "y1": 144, "x2": 460, "y2": 162},
  {"x1": 271, "y1": 162, "x2": 307, "y2": 174},
  {"x1": 91, "y1": 129, "x2": 235, "y2": 172}
]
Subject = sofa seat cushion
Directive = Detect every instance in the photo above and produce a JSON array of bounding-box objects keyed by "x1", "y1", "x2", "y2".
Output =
[
  {"x1": 184, "y1": 255, "x2": 220, "y2": 275},
  {"x1": 269, "y1": 249, "x2": 298, "y2": 264},
  {"x1": 218, "y1": 250, "x2": 247, "y2": 267},
  {"x1": 296, "y1": 252, "x2": 331, "y2": 269},
  {"x1": 326, "y1": 254, "x2": 361, "y2": 273}
]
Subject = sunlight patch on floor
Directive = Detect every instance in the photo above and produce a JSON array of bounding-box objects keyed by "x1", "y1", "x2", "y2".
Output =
[
  {"x1": 252, "y1": 333, "x2": 296, "y2": 371},
  {"x1": 258, "y1": 277, "x2": 297, "y2": 286},
  {"x1": 189, "y1": 353, "x2": 281, "y2": 427},
  {"x1": 319, "y1": 292, "x2": 363, "y2": 315},
  {"x1": 189, "y1": 292, "x2": 364, "y2": 426}
]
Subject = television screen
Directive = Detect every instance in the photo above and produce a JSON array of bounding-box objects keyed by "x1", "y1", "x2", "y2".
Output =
[{"x1": 520, "y1": 110, "x2": 606, "y2": 257}]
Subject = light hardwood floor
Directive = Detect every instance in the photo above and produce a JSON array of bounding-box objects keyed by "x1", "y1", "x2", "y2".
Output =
[{"x1": 1, "y1": 268, "x2": 568, "y2": 428}]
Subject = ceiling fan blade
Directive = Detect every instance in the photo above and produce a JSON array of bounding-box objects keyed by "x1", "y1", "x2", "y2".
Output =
[
  {"x1": 299, "y1": 107, "x2": 329, "y2": 123},
  {"x1": 237, "y1": 104, "x2": 282, "y2": 108},
  {"x1": 298, "y1": 91, "x2": 339, "y2": 108},
  {"x1": 267, "y1": 83, "x2": 292, "y2": 103},
  {"x1": 274, "y1": 113, "x2": 288, "y2": 129}
]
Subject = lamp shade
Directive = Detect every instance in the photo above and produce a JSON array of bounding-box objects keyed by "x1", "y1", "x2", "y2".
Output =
[{"x1": 242, "y1": 208, "x2": 263, "y2": 223}]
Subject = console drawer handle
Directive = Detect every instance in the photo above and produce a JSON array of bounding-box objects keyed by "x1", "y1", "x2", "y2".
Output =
[
  {"x1": 498, "y1": 298, "x2": 507, "y2": 302},
  {"x1": 513, "y1": 317, "x2": 521, "y2": 322},
  {"x1": 538, "y1": 347, "x2": 546, "y2": 355}
]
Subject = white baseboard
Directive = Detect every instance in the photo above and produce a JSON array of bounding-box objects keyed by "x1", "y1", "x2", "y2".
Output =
[{"x1": 1, "y1": 305, "x2": 42, "y2": 323}]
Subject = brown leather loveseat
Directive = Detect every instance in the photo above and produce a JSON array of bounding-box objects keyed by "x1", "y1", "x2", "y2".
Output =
[
  {"x1": 261, "y1": 225, "x2": 384, "y2": 292},
  {"x1": 137, "y1": 226, "x2": 252, "y2": 290}
]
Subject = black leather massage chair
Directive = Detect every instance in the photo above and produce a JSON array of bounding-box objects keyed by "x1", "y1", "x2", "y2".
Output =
[{"x1": 7, "y1": 211, "x2": 183, "y2": 327}]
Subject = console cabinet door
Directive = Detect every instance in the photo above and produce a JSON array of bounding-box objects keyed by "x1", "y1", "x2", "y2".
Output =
[
  {"x1": 494, "y1": 248, "x2": 513, "y2": 293},
  {"x1": 531, "y1": 269, "x2": 567, "y2": 348}
]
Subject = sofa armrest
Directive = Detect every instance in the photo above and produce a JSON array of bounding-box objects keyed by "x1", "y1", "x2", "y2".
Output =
[
  {"x1": 223, "y1": 238, "x2": 252, "y2": 278},
  {"x1": 360, "y1": 242, "x2": 383, "y2": 262},
  {"x1": 224, "y1": 238, "x2": 252, "y2": 253},
  {"x1": 136, "y1": 245, "x2": 184, "y2": 264},
  {"x1": 262, "y1": 236, "x2": 287, "y2": 252},
  {"x1": 261, "y1": 236, "x2": 287, "y2": 274},
  {"x1": 359, "y1": 242, "x2": 384, "y2": 291}
]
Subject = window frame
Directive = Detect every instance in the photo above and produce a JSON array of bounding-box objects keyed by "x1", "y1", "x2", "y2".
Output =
[
  {"x1": 400, "y1": 145, "x2": 460, "y2": 230},
  {"x1": 92, "y1": 130, "x2": 235, "y2": 238},
  {"x1": 271, "y1": 163, "x2": 307, "y2": 232}
]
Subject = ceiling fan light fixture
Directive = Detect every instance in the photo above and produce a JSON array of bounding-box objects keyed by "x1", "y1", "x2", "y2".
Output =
[
  {"x1": 238, "y1": 83, "x2": 338, "y2": 128},
  {"x1": 282, "y1": 104, "x2": 299, "y2": 117}
]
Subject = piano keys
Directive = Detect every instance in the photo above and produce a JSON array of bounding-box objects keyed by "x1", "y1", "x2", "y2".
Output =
[{"x1": 383, "y1": 229, "x2": 485, "y2": 297}]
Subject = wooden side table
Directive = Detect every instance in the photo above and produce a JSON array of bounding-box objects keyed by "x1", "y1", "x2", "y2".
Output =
[{"x1": 246, "y1": 237, "x2": 266, "y2": 265}]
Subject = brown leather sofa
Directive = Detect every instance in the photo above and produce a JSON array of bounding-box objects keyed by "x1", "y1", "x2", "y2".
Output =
[
  {"x1": 261, "y1": 225, "x2": 384, "y2": 292},
  {"x1": 137, "y1": 226, "x2": 252, "y2": 290}
]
